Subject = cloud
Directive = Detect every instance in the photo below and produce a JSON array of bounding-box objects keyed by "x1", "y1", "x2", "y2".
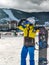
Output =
[
  {"x1": 0, "y1": 0, "x2": 49, "y2": 12},
  {"x1": 0, "y1": 0, "x2": 18, "y2": 8},
  {"x1": 40, "y1": 0, "x2": 49, "y2": 11},
  {"x1": 27, "y1": 0, "x2": 46, "y2": 4}
]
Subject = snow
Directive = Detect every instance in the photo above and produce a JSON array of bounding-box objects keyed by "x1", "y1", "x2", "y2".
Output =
[
  {"x1": 0, "y1": 35, "x2": 49, "y2": 65},
  {"x1": 0, "y1": 37, "x2": 23, "y2": 65}
]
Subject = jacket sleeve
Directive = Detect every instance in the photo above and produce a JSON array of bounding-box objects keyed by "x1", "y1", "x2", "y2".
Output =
[
  {"x1": 18, "y1": 25, "x2": 26, "y2": 31},
  {"x1": 18, "y1": 25, "x2": 24, "y2": 31}
]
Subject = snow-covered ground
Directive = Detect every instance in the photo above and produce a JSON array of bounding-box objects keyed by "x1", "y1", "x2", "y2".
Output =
[{"x1": 0, "y1": 35, "x2": 49, "y2": 65}]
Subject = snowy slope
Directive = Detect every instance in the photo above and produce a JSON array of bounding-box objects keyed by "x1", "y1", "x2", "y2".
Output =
[{"x1": 3, "y1": 9, "x2": 19, "y2": 22}]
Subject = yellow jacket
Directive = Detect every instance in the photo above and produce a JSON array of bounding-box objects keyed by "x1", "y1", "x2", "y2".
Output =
[{"x1": 18, "y1": 25, "x2": 39, "y2": 38}]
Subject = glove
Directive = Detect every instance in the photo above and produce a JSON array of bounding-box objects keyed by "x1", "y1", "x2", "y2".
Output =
[
  {"x1": 18, "y1": 20, "x2": 23, "y2": 26},
  {"x1": 18, "y1": 19, "x2": 26, "y2": 26}
]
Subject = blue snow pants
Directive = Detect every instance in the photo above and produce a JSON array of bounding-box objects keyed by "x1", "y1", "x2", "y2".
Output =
[{"x1": 21, "y1": 46, "x2": 35, "y2": 65}]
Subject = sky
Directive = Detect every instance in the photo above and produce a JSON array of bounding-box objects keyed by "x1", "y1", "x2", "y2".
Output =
[{"x1": 0, "y1": 0, "x2": 49, "y2": 12}]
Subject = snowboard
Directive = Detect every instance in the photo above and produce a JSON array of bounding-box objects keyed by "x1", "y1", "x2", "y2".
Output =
[{"x1": 38, "y1": 27, "x2": 48, "y2": 65}]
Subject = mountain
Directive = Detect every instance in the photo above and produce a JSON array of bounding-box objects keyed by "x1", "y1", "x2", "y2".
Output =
[
  {"x1": 0, "y1": 8, "x2": 49, "y2": 24},
  {"x1": 10, "y1": 9, "x2": 49, "y2": 24}
]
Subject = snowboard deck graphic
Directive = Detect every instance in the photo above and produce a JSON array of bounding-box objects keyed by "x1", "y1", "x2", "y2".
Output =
[{"x1": 38, "y1": 27, "x2": 48, "y2": 65}]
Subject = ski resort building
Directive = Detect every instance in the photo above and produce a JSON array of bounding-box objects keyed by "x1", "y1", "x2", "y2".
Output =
[{"x1": 0, "y1": 20, "x2": 17, "y2": 31}]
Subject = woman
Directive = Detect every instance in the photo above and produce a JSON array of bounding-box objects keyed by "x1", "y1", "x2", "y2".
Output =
[{"x1": 18, "y1": 19, "x2": 39, "y2": 65}]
